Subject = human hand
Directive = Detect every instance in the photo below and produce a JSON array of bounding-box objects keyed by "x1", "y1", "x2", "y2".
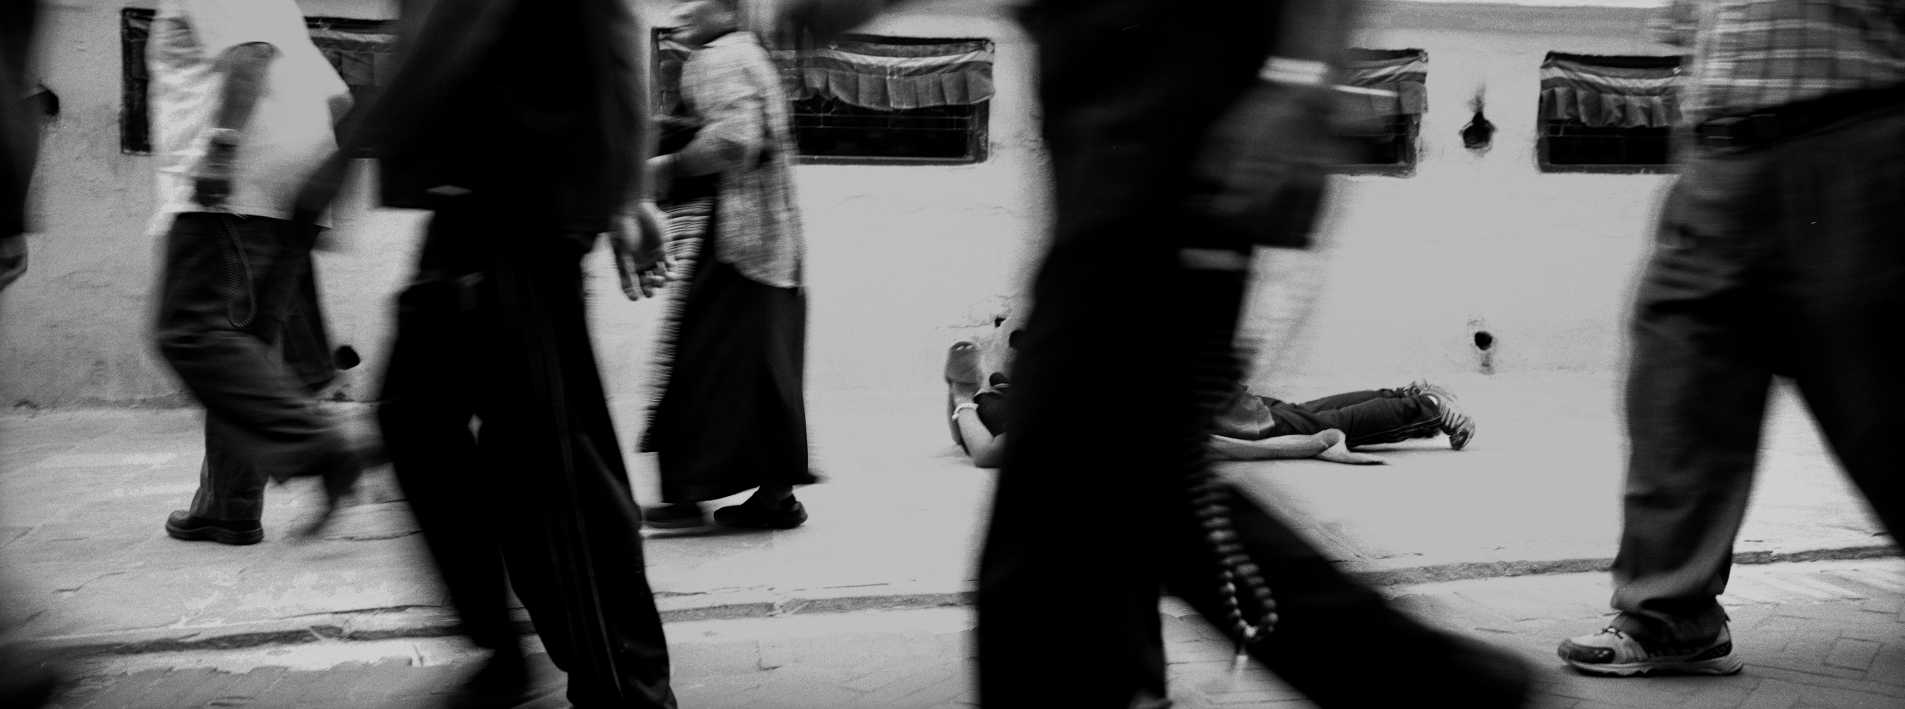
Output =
[
  {"x1": 972, "y1": 374, "x2": 1009, "y2": 404},
  {"x1": 1189, "y1": 82, "x2": 1339, "y2": 249},
  {"x1": 646, "y1": 155, "x2": 676, "y2": 203},
  {"x1": 291, "y1": 151, "x2": 349, "y2": 227},
  {"x1": 1312, "y1": 429, "x2": 1385, "y2": 465},
  {"x1": 611, "y1": 202, "x2": 673, "y2": 301},
  {"x1": 191, "y1": 141, "x2": 238, "y2": 207}
]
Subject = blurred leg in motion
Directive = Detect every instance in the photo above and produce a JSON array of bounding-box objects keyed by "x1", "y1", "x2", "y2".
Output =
[
  {"x1": 381, "y1": 204, "x2": 675, "y2": 708},
  {"x1": 976, "y1": 1, "x2": 1533, "y2": 705}
]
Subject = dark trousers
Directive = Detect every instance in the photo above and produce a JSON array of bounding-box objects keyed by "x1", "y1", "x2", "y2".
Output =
[
  {"x1": 1612, "y1": 100, "x2": 1905, "y2": 642},
  {"x1": 1265, "y1": 389, "x2": 1441, "y2": 448},
  {"x1": 976, "y1": 2, "x2": 1531, "y2": 706},
  {"x1": 378, "y1": 203, "x2": 675, "y2": 708},
  {"x1": 153, "y1": 212, "x2": 350, "y2": 522}
]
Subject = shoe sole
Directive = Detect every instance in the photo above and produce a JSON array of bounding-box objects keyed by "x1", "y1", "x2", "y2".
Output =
[
  {"x1": 713, "y1": 507, "x2": 808, "y2": 530},
  {"x1": 1448, "y1": 427, "x2": 1474, "y2": 451},
  {"x1": 1563, "y1": 655, "x2": 1744, "y2": 677},
  {"x1": 165, "y1": 521, "x2": 263, "y2": 546}
]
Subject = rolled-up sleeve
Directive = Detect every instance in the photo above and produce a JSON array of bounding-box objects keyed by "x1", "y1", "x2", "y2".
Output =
[
  {"x1": 182, "y1": 0, "x2": 307, "y2": 58},
  {"x1": 675, "y1": 44, "x2": 769, "y2": 177}
]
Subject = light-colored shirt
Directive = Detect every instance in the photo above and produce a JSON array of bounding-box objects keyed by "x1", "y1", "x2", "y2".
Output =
[
  {"x1": 1653, "y1": 0, "x2": 1905, "y2": 123},
  {"x1": 147, "y1": 0, "x2": 349, "y2": 233},
  {"x1": 678, "y1": 31, "x2": 805, "y2": 289}
]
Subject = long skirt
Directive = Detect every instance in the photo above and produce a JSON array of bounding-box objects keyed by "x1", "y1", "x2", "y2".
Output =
[{"x1": 641, "y1": 203, "x2": 816, "y2": 503}]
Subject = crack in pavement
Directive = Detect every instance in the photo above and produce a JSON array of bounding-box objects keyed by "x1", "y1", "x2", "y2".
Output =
[{"x1": 53, "y1": 570, "x2": 131, "y2": 596}]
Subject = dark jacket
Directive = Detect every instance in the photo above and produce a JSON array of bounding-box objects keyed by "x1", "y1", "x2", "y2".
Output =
[{"x1": 376, "y1": 0, "x2": 641, "y2": 234}]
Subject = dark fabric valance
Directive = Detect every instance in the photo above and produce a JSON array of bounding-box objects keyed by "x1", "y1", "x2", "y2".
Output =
[
  {"x1": 779, "y1": 34, "x2": 994, "y2": 111},
  {"x1": 120, "y1": 8, "x2": 396, "y2": 153},
  {"x1": 1540, "y1": 52, "x2": 1683, "y2": 128},
  {"x1": 1337, "y1": 48, "x2": 1428, "y2": 124},
  {"x1": 309, "y1": 23, "x2": 399, "y2": 90}
]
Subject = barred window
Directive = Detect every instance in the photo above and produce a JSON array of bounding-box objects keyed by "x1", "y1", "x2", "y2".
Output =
[
  {"x1": 657, "y1": 31, "x2": 994, "y2": 165},
  {"x1": 120, "y1": 8, "x2": 396, "y2": 155},
  {"x1": 1332, "y1": 48, "x2": 1428, "y2": 175},
  {"x1": 1537, "y1": 52, "x2": 1682, "y2": 173},
  {"x1": 780, "y1": 35, "x2": 992, "y2": 164}
]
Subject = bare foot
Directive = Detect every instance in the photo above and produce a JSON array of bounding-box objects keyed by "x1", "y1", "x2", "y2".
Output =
[{"x1": 1313, "y1": 429, "x2": 1385, "y2": 465}]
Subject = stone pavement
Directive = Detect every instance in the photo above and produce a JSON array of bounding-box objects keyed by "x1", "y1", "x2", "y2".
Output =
[
  {"x1": 0, "y1": 372, "x2": 1894, "y2": 656},
  {"x1": 42, "y1": 559, "x2": 1905, "y2": 708}
]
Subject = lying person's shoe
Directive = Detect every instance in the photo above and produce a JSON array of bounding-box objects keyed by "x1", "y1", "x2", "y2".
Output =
[
  {"x1": 644, "y1": 502, "x2": 709, "y2": 529},
  {"x1": 1557, "y1": 620, "x2": 1743, "y2": 677},
  {"x1": 713, "y1": 496, "x2": 808, "y2": 530},
  {"x1": 164, "y1": 511, "x2": 264, "y2": 546},
  {"x1": 1410, "y1": 381, "x2": 1476, "y2": 450}
]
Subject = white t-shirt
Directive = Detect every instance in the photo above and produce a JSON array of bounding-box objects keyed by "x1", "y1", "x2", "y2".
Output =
[{"x1": 147, "y1": 0, "x2": 349, "y2": 232}]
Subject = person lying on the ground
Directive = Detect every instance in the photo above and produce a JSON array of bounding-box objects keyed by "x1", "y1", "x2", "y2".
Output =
[{"x1": 944, "y1": 341, "x2": 1476, "y2": 468}]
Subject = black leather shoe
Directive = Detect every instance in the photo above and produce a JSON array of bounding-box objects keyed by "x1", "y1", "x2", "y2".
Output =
[
  {"x1": 440, "y1": 652, "x2": 532, "y2": 709},
  {"x1": 290, "y1": 449, "x2": 365, "y2": 541},
  {"x1": 164, "y1": 510, "x2": 263, "y2": 546},
  {"x1": 713, "y1": 496, "x2": 807, "y2": 530}
]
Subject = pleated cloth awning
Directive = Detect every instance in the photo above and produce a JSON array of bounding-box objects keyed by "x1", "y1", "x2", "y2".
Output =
[
  {"x1": 1338, "y1": 48, "x2": 1428, "y2": 125},
  {"x1": 779, "y1": 34, "x2": 994, "y2": 111},
  {"x1": 1540, "y1": 52, "x2": 1683, "y2": 128}
]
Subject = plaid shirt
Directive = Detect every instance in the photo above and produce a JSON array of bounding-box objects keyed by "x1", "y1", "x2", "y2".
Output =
[
  {"x1": 677, "y1": 31, "x2": 805, "y2": 289},
  {"x1": 1652, "y1": 1, "x2": 1905, "y2": 123}
]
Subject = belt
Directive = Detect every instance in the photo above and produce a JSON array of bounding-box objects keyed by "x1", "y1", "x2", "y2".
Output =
[{"x1": 1693, "y1": 83, "x2": 1905, "y2": 149}]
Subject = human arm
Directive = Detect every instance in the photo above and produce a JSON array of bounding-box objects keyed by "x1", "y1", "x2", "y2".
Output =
[
  {"x1": 953, "y1": 403, "x2": 1006, "y2": 469},
  {"x1": 1208, "y1": 429, "x2": 1384, "y2": 465},
  {"x1": 661, "y1": 44, "x2": 770, "y2": 180},
  {"x1": 608, "y1": 2, "x2": 670, "y2": 300},
  {"x1": 1188, "y1": 0, "x2": 1363, "y2": 248},
  {"x1": 289, "y1": 0, "x2": 521, "y2": 226},
  {"x1": 190, "y1": 41, "x2": 275, "y2": 207},
  {"x1": 1207, "y1": 433, "x2": 1331, "y2": 461}
]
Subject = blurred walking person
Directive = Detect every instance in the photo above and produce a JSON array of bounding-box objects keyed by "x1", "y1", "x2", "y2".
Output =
[
  {"x1": 1558, "y1": 0, "x2": 1905, "y2": 677},
  {"x1": 291, "y1": 0, "x2": 679, "y2": 705},
  {"x1": 641, "y1": 0, "x2": 818, "y2": 531},
  {"x1": 1, "y1": 3, "x2": 66, "y2": 706},
  {"x1": 780, "y1": 1, "x2": 1535, "y2": 706},
  {"x1": 146, "y1": 0, "x2": 363, "y2": 546}
]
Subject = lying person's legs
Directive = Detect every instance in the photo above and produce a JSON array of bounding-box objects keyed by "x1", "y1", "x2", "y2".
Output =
[{"x1": 1274, "y1": 381, "x2": 1475, "y2": 449}]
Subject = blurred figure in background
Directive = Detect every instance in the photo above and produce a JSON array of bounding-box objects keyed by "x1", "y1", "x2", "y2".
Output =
[
  {"x1": 1558, "y1": 0, "x2": 1905, "y2": 678},
  {"x1": 641, "y1": 0, "x2": 818, "y2": 532},
  {"x1": 0, "y1": 0, "x2": 39, "y2": 292},
  {"x1": 292, "y1": 0, "x2": 678, "y2": 705},
  {"x1": 1, "y1": 3, "x2": 65, "y2": 706},
  {"x1": 1, "y1": 0, "x2": 40, "y2": 290},
  {"x1": 145, "y1": 0, "x2": 363, "y2": 546},
  {"x1": 781, "y1": 0, "x2": 1535, "y2": 706}
]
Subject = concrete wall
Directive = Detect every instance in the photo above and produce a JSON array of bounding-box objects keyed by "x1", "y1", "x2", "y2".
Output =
[
  {"x1": 0, "y1": 1, "x2": 1673, "y2": 408},
  {"x1": 1250, "y1": 2, "x2": 1674, "y2": 389}
]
